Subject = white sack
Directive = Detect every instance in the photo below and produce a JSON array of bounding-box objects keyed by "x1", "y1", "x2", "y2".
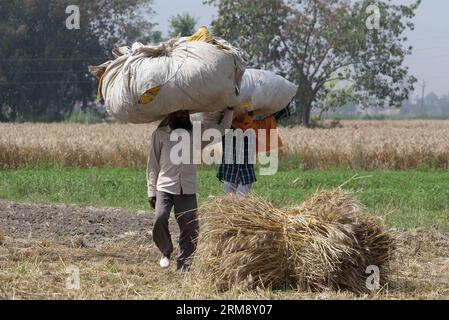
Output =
[
  {"x1": 89, "y1": 38, "x2": 245, "y2": 124},
  {"x1": 237, "y1": 69, "x2": 298, "y2": 115},
  {"x1": 192, "y1": 69, "x2": 298, "y2": 128}
]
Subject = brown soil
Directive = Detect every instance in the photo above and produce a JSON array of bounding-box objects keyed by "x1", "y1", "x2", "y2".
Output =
[{"x1": 0, "y1": 201, "x2": 179, "y2": 243}]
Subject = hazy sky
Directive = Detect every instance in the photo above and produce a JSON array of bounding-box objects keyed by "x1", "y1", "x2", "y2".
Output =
[{"x1": 152, "y1": 0, "x2": 449, "y2": 97}]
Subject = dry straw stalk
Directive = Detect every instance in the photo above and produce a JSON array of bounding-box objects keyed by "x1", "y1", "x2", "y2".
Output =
[{"x1": 189, "y1": 189, "x2": 395, "y2": 294}]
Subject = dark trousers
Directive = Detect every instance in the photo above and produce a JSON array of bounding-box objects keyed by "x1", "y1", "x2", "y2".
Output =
[{"x1": 153, "y1": 191, "x2": 199, "y2": 270}]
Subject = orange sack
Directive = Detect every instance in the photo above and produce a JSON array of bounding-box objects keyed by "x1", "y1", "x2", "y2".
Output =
[{"x1": 231, "y1": 113, "x2": 283, "y2": 153}]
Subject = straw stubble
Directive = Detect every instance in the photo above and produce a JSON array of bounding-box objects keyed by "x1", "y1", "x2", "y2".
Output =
[{"x1": 189, "y1": 189, "x2": 395, "y2": 294}]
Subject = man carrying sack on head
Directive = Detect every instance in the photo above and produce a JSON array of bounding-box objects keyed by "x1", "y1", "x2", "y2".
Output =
[{"x1": 147, "y1": 108, "x2": 234, "y2": 272}]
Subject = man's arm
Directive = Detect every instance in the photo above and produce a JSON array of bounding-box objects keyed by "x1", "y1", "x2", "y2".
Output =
[
  {"x1": 252, "y1": 105, "x2": 292, "y2": 130},
  {"x1": 201, "y1": 107, "x2": 234, "y2": 135},
  {"x1": 147, "y1": 130, "x2": 162, "y2": 201},
  {"x1": 273, "y1": 105, "x2": 292, "y2": 121},
  {"x1": 198, "y1": 108, "x2": 234, "y2": 151}
]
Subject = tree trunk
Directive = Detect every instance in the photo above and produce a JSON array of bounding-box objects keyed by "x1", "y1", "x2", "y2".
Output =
[
  {"x1": 296, "y1": 92, "x2": 304, "y2": 125},
  {"x1": 296, "y1": 94, "x2": 312, "y2": 127},
  {"x1": 295, "y1": 75, "x2": 314, "y2": 127},
  {"x1": 301, "y1": 102, "x2": 312, "y2": 127}
]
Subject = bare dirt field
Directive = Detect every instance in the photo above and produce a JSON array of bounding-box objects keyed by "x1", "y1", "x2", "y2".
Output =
[{"x1": 0, "y1": 201, "x2": 448, "y2": 300}]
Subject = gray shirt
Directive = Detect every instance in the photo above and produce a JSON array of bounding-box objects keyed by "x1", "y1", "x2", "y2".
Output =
[{"x1": 147, "y1": 109, "x2": 234, "y2": 197}]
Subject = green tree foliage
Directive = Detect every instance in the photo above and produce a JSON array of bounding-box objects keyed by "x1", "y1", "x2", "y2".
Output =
[
  {"x1": 207, "y1": 0, "x2": 421, "y2": 126},
  {"x1": 168, "y1": 13, "x2": 198, "y2": 38},
  {"x1": 0, "y1": 0, "x2": 158, "y2": 122}
]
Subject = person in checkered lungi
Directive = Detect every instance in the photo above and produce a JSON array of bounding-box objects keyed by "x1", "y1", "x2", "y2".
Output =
[{"x1": 217, "y1": 105, "x2": 291, "y2": 196}]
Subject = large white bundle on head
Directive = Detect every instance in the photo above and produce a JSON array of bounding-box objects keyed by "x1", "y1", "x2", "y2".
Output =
[
  {"x1": 237, "y1": 69, "x2": 298, "y2": 115},
  {"x1": 89, "y1": 35, "x2": 245, "y2": 124},
  {"x1": 192, "y1": 69, "x2": 298, "y2": 128}
]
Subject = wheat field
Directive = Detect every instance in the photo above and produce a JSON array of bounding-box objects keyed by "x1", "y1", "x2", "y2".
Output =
[
  {"x1": 0, "y1": 120, "x2": 448, "y2": 170},
  {"x1": 281, "y1": 120, "x2": 449, "y2": 170}
]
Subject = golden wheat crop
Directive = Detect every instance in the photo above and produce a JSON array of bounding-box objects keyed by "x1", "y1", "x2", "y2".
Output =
[
  {"x1": 280, "y1": 120, "x2": 449, "y2": 170},
  {"x1": 0, "y1": 120, "x2": 448, "y2": 170},
  {"x1": 0, "y1": 122, "x2": 156, "y2": 169}
]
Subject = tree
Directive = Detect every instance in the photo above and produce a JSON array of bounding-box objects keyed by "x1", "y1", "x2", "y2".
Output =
[
  {"x1": 168, "y1": 13, "x2": 198, "y2": 38},
  {"x1": 0, "y1": 0, "x2": 159, "y2": 122},
  {"x1": 207, "y1": 0, "x2": 421, "y2": 126}
]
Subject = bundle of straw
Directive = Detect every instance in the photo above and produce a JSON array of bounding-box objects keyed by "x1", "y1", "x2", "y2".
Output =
[
  {"x1": 287, "y1": 189, "x2": 394, "y2": 292},
  {"x1": 190, "y1": 196, "x2": 291, "y2": 291},
  {"x1": 189, "y1": 189, "x2": 395, "y2": 294}
]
